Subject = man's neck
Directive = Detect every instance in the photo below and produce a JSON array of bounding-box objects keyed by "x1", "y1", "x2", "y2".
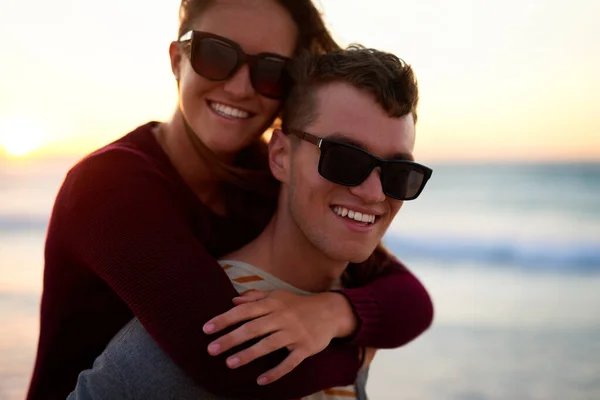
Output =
[{"x1": 225, "y1": 208, "x2": 349, "y2": 293}]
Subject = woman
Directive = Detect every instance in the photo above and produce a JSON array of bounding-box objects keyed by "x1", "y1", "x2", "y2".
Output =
[{"x1": 27, "y1": 1, "x2": 433, "y2": 399}]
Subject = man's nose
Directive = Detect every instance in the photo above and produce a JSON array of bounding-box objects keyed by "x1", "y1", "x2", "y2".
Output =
[{"x1": 348, "y1": 168, "x2": 386, "y2": 203}]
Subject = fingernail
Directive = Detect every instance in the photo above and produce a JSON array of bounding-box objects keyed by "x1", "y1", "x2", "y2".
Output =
[
  {"x1": 203, "y1": 323, "x2": 215, "y2": 333},
  {"x1": 257, "y1": 376, "x2": 268, "y2": 385},
  {"x1": 208, "y1": 343, "x2": 220, "y2": 355},
  {"x1": 227, "y1": 357, "x2": 240, "y2": 368}
]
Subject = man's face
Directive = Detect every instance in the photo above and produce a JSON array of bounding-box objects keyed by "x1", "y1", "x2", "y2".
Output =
[{"x1": 283, "y1": 81, "x2": 416, "y2": 263}]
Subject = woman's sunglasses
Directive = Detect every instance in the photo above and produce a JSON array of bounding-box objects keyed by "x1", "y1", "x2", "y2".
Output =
[
  {"x1": 287, "y1": 129, "x2": 433, "y2": 201},
  {"x1": 178, "y1": 30, "x2": 291, "y2": 99}
]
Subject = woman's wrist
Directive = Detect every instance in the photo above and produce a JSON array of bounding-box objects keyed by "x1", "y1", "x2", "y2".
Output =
[{"x1": 320, "y1": 291, "x2": 359, "y2": 339}]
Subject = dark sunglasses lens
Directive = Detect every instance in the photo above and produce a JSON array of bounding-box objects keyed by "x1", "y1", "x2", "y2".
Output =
[
  {"x1": 194, "y1": 38, "x2": 238, "y2": 80},
  {"x1": 251, "y1": 56, "x2": 288, "y2": 98},
  {"x1": 320, "y1": 144, "x2": 373, "y2": 186},
  {"x1": 382, "y1": 165, "x2": 425, "y2": 199}
]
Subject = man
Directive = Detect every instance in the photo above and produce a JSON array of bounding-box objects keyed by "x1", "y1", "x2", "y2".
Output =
[{"x1": 68, "y1": 45, "x2": 431, "y2": 399}]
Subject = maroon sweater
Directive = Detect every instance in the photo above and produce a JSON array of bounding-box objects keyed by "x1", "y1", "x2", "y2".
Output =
[{"x1": 28, "y1": 122, "x2": 433, "y2": 399}]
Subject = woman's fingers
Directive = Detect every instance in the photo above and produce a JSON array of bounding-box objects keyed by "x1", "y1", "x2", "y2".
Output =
[
  {"x1": 231, "y1": 289, "x2": 269, "y2": 305},
  {"x1": 205, "y1": 289, "x2": 340, "y2": 384},
  {"x1": 224, "y1": 330, "x2": 292, "y2": 369},
  {"x1": 223, "y1": 331, "x2": 308, "y2": 385},
  {"x1": 203, "y1": 299, "x2": 277, "y2": 334},
  {"x1": 256, "y1": 348, "x2": 307, "y2": 385},
  {"x1": 208, "y1": 315, "x2": 280, "y2": 355}
]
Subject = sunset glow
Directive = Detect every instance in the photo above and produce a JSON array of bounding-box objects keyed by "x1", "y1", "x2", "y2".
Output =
[
  {"x1": 0, "y1": 0, "x2": 599, "y2": 161},
  {"x1": 0, "y1": 117, "x2": 48, "y2": 157}
]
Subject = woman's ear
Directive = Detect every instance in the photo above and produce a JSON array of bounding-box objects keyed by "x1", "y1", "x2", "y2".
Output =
[
  {"x1": 268, "y1": 129, "x2": 292, "y2": 183},
  {"x1": 169, "y1": 41, "x2": 183, "y2": 82}
]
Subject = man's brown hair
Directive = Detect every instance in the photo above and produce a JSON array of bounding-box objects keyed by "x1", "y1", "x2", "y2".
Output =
[{"x1": 282, "y1": 44, "x2": 419, "y2": 134}]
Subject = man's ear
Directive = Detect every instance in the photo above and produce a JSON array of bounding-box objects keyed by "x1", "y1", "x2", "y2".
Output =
[
  {"x1": 268, "y1": 129, "x2": 292, "y2": 184},
  {"x1": 169, "y1": 41, "x2": 183, "y2": 82}
]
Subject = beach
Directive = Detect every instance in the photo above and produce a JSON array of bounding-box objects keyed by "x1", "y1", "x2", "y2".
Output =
[{"x1": 1, "y1": 158, "x2": 599, "y2": 399}]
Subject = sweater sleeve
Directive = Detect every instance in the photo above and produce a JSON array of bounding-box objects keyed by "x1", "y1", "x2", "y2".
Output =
[
  {"x1": 338, "y1": 248, "x2": 434, "y2": 349},
  {"x1": 55, "y1": 148, "x2": 359, "y2": 399}
]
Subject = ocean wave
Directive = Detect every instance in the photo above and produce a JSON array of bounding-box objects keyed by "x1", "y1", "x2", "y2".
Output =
[
  {"x1": 384, "y1": 234, "x2": 600, "y2": 272},
  {"x1": 0, "y1": 215, "x2": 49, "y2": 232},
  {"x1": 3, "y1": 214, "x2": 599, "y2": 272}
]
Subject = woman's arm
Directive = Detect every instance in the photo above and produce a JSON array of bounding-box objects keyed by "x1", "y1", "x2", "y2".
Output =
[
  {"x1": 53, "y1": 148, "x2": 359, "y2": 398},
  {"x1": 200, "y1": 245, "x2": 433, "y2": 380},
  {"x1": 339, "y1": 245, "x2": 434, "y2": 348}
]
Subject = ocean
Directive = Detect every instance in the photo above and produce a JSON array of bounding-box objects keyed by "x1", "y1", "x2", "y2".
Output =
[{"x1": 1, "y1": 158, "x2": 599, "y2": 399}]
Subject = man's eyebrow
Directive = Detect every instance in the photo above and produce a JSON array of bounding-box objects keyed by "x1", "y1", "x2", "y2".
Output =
[
  {"x1": 326, "y1": 132, "x2": 414, "y2": 161},
  {"x1": 390, "y1": 152, "x2": 415, "y2": 161}
]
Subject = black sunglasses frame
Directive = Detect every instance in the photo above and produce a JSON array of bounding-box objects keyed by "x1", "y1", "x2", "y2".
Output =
[
  {"x1": 287, "y1": 129, "x2": 433, "y2": 201},
  {"x1": 178, "y1": 30, "x2": 291, "y2": 99}
]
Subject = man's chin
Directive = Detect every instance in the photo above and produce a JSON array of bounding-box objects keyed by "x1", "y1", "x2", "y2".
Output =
[
  {"x1": 319, "y1": 240, "x2": 379, "y2": 265},
  {"x1": 342, "y1": 248, "x2": 378, "y2": 265}
]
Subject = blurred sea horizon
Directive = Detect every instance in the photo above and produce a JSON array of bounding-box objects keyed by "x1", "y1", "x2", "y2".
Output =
[{"x1": 1, "y1": 157, "x2": 599, "y2": 399}]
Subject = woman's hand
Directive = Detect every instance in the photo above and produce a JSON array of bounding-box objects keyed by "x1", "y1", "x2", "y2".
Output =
[{"x1": 202, "y1": 289, "x2": 358, "y2": 385}]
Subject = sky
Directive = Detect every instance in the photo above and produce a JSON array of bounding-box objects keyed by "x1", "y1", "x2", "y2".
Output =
[{"x1": 0, "y1": 0, "x2": 599, "y2": 162}]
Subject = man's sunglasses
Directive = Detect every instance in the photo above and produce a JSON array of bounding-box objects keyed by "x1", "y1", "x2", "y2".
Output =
[
  {"x1": 178, "y1": 30, "x2": 291, "y2": 99},
  {"x1": 287, "y1": 129, "x2": 433, "y2": 201}
]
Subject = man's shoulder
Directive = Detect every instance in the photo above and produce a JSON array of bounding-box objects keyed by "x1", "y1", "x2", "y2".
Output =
[
  {"x1": 102, "y1": 319, "x2": 162, "y2": 370},
  {"x1": 72, "y1": 319, "x2": 227, "y2": 400}
]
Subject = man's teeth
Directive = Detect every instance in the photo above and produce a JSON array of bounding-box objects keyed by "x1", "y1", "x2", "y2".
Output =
[
  {"x1": 210, "y1": 102, "x2": 250, "y2": 119},
  {"x1": 333, "y1": 206, "x2": 376, "y2": 224}
]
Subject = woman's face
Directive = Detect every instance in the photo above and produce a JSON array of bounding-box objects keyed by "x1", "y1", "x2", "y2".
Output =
[{"x1": 171, "y1": 0, "x2": 297, "y2": 158}]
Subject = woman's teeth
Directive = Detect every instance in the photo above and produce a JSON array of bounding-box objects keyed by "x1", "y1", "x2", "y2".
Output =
[
  {"x1": 210, "y1": 102, "x2": 250, "y2": 119},
  {"x1": 332, "y1": 206, "x2": 376, "y2": 224}
]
